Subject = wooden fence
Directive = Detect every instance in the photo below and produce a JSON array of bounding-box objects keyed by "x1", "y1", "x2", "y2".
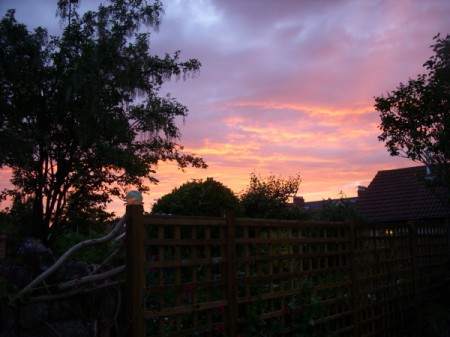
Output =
[
  {"x1": 124, "y1": 205, "x2": 448, "y2": 337},
  {"x1": 0, "y1": 235, "x2": 6, "y2": 260}
]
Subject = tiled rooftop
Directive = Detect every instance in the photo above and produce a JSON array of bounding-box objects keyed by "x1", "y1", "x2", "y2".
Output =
[{"x1": 356, "y1": 166, "x2": 449, "y2": 222}]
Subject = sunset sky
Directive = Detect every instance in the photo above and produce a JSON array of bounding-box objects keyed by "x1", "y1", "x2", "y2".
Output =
[{"x1": 1, "y1": 0, "x2": 450, "y2": 214}]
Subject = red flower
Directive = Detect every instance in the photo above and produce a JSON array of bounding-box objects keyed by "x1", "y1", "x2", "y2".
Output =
[
  {"x1": 213, "y1": 324, "x2": 225, "y2": 335},
  {"x1": 282, "y1": 305, "x2": 291, "y2": 316},
  {"x1": 182, "y1": 284, "x2": 193, "y2": 294}
]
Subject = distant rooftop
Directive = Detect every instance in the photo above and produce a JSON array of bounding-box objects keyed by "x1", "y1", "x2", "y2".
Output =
[
  {"x1": 293, "y1": 195, "x2": 358, "y2": 211},
  {"x1": 356, "y1": 166, "x2": 449, "y2": 222}
]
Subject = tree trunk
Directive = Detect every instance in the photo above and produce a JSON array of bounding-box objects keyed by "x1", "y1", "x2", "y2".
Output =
[{"x1": 33, "y1": 193, "x2": 47, "y2": 244}]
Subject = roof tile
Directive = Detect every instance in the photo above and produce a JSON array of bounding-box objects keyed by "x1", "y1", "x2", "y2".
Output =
[{"x1": 356, "y1": 166, "x2": 449, "y2": 222}]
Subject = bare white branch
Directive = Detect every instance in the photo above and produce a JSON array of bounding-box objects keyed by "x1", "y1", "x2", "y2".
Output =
[{"x1": 20, "y1": 213, "x2": 128, "y2": 295}]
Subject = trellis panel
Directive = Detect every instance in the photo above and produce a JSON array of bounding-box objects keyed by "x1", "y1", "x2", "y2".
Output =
[{"x1": 125, "y1": 212, "x2": 449, "y2": 337}]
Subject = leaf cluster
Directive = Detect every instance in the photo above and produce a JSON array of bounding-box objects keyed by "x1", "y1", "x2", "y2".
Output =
[
  {"x1": 376, "y1": 33, "x2": 450, "y2": 166},
  {"x1": 151, "y1": 178, "x2": 242, "y2": 217},
  {"x1": 239, "y1": 172, "x2": 303, "y2": 219},
  {"x1": 0, "y1": 0, "x2": 206, "y2": 244},
  {"x1": 317, "y1": 192, "x2": 366, "y2": 222},
  {"x1": 375, "y1": 33, "x2": 450, "y2": 206}
]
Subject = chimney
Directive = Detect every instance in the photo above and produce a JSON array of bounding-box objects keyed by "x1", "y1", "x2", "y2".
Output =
[
  {"x1": 357, "y1": 186, "x2": 367, "y2": 198},
  {"x1": 293, "y1": 196, "x2": 305, "y2": 208}
]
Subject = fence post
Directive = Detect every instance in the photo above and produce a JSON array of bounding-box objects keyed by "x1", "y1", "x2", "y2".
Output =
[
  {"x1": 225, "y1": 211, "x2": 237, "y2": 337},
  {"x1": 125, "y1": 204, "x2": 145, "y2": 337},
  {"x1": 0, "y1": 235, "x2": 6, "y2": 260},
  {"x1": 409, "y1": 222, "x2": 418, "y2": 297},
  {"x1": 349, "y1": 221, "x2": 358, "y2": 336}
]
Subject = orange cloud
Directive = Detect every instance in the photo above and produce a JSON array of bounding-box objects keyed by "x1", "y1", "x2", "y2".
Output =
[{"x1": 234, "y1": 100, "x2": 373, "y2": 118}]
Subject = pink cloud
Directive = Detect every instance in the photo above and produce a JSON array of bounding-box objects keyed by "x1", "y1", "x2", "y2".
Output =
[{"x1": 1, "y1": 0, "x2": 449, "y2": 215}]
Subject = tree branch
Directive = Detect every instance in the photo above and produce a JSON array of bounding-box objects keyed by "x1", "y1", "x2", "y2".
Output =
[
  {"x1": 29, "y1": 280, "x2": 124, "y2": 303},
  {"x1": 57, "y1": 265, "x2": 125, "y2": 291},
  {"x1": 20, "y1": 213, "x2": 128, "y2": 295},
  {"x1": 89, "y1": 246, "x2": 123, "y2": 276}
]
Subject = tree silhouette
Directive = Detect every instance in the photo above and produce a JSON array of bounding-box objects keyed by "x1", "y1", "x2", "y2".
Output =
[{"x1": 0, "y1": 0, "x2": 206, "y2": 245}]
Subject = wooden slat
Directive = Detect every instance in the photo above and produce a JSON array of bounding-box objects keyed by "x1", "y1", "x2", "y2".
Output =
[
  {"x1": 0, "y1": 235, "x2": 6, "y2": 260},
  {"x1": 146, "y1": 300, "x2": 228, "y2": 318},
  {"x1": 133, "y1": 213, "x2": 448, "y2": 337}
]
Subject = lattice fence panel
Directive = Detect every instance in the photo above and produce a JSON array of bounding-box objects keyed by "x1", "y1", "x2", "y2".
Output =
[
  {"x1": 144, "y1": 216, "x2": 229, "y2": 337},
  {"x1": 353, "y1": 224, "x2": 418, "y2": 337},
  {"x1": 232, "y1": 219, "x2": 353, "y2": 336},
  {"x1": 415, "y1": 223, "x2": 448, "y2": 297},
  {"x1": 134, "y1": 214, "x2": 449, "y2": 337}
]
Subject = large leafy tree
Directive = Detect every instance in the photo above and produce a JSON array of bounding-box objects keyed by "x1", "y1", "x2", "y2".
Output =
[
  {"x1": 152, "y1": 178, "x2": 242, "y2": 217},
  {"x1": 375, "y1": 34, "x2": 450, "y2": 195},
  {"x1": 239, "y1": 172, "x2": 304, "y2": 219},
  {"x1": 0, "y1": 0, "x2": 206, "y2": 245}
]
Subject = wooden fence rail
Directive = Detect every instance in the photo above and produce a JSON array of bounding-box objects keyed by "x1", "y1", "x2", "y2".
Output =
[
  {"x1": 125, "y1": 206, "x2": 448, "y2": 337},
  {"x1": 0, "y1": 235, "x2": 6, "y2": 260}
]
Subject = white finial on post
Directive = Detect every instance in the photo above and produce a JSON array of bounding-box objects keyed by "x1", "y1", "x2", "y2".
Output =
[
  {"x1": 126, "y1": 190, "x2": 143, "y2": 205},
  {"x1": 125, "y1": 190, "x2": 145, "y2": 336}
]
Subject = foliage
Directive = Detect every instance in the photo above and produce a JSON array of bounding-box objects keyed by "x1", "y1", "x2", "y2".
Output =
[
  {"x1": 0, "y1": 196, "x2": 35, "y2": 255},
  {"x1": 318, "y1": 192, "x2": 367, "y2": 222},
  {"x1": 52, "y1": 227, "x2": 122, "y2": 264},
  {"x1": 239, "y1": 302, "x2": 280, "y2": 337},
  {"x1": 375, "y1": 33, "x2": 450, "y2": 197},
  {"x1": 237, "y1": 281, "x2": 332, "y2": 337},
  {"x1": 239, "y1": 172, "x2": 304, "y2": 219},
  {"x1": 287, "y1": 282, "x2": 332, "y2": 337},
  {"x1": 413, "y1": 295, "x2": 450, "y2": 337},
  {"x1": 152, "y1": 177, "x2": 242, "y2": 216},
  {"x1": 0, "y1": 0, "x2": 206, "y2": 245}
]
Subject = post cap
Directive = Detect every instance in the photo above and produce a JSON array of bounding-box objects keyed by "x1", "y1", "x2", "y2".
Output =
[{"x1": 126, "y1": 190, "x2": 143, "y2": 205}]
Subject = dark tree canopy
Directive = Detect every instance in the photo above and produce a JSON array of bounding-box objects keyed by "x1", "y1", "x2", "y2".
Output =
[
  {"x1": 0, "y1": 0, "x2": 206, "y2": 244},
  {"x1": 239, "y1": 172, "x2": 304, "y2": 219},
  {"x1": 317, "y1": 192, "x2": 366, "y2": 222},
  {"x1": 375, "y1": 34, "x2": 450, "y2": 190},
  {"x1": 151, "y1": 178, "x2": 242, "y2": 217}
]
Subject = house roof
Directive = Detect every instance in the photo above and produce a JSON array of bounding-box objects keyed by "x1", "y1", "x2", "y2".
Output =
[
  {"x1": 304, "y1": 197, "x2": 357, "y2": 211},
  {"x1": 356, "y1": 166, "x2": 449, "y2": 222},
  {"x1": 303, "y1": 200, "x2": 325, "y2": 210}
]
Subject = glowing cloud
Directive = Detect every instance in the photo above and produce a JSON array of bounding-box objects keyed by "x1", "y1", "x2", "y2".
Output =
[{"x1": 0, "y1": 0, "x2": 449, "y2": 215}]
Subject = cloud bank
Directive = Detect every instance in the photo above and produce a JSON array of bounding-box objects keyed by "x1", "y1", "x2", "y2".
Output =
[{"x1": 1, "y1": 0, "x2": 450, "y2": 213}]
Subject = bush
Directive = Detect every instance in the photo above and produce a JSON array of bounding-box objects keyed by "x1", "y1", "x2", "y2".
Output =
[{"x1": 152, "y1": 178, "x2": 243, "y2": 217}]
